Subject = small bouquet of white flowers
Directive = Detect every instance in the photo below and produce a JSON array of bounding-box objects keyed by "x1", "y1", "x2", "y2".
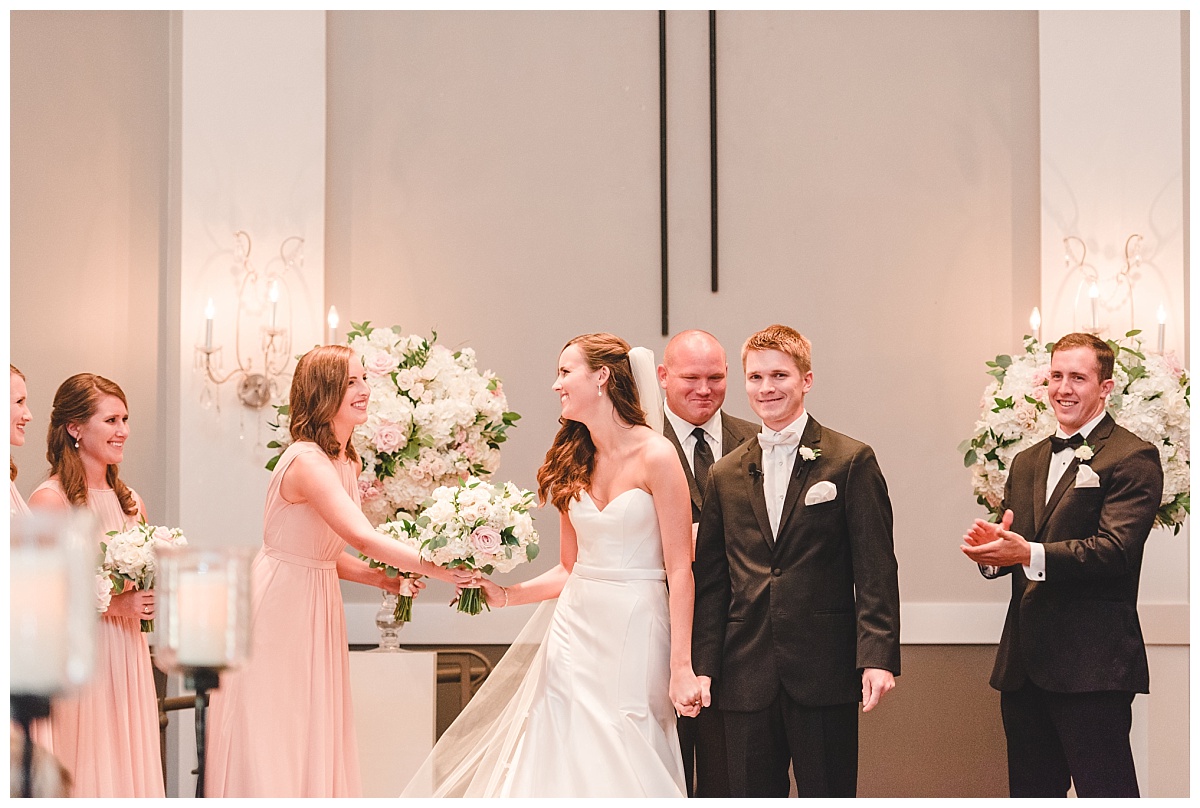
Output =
[
  {"x1": 363, "y1": 517, "x2": 425, "y2": 622},
  {"x1": 414, "y1": 477, "x2": 539, "y2": 615},
  {"x1": 101, "y1": 522, "x2": 188, "y2": 631}
]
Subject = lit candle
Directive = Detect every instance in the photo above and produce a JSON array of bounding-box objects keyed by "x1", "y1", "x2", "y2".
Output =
[
  {"x1": 176, "y1": 570, "x2": 230, "y2": 667},
  {"x1": 1088, "y1": 282, "x2": 1099, "y2": 330},
  {"x1": 327, "y1": 305, "x2": 339, "y2": 345},
  {"x1": 9, "y1": 548, "x2": 70, "y2": 694},
  {"x1": 1029, "y1": 307, "x2": 1041, "y2": 342},
  {"x1": 1157, "y1": 305, "x2": 1167, "y2": 353},
  {"x1": 204, "y1": 299, "x2": 215, "y2": 351},
  {"x1": 268, "y1": 281, "x2": 280, "y2": 331}
]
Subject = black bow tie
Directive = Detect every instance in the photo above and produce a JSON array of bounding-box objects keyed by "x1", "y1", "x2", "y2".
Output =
[{"x1": 1049, "y1": 433, "x2": 1086, "y2": 453}]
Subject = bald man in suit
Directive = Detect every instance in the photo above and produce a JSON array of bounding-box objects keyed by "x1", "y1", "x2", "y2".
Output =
[{"x1": 657, "y1": 330, "x2": 757, "y2": 798}]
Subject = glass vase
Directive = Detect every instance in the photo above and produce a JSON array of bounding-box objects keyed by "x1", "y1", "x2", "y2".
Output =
[{"x1": 375, "y1": 591, "x2": 405, "y2": 651}]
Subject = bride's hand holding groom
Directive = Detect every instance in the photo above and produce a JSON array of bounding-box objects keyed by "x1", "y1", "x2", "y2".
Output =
[{"x1": 670, "y1": 665, "x2": 707, "y2": 719}]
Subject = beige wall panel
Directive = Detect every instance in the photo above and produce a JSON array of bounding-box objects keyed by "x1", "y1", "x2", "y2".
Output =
[{"x1": 10, "y1": 11, "x2": 170, "y2": 517}]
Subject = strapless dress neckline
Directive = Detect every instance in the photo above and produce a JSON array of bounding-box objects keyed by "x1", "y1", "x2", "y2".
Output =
[{"x1": 581, "y1": 487, "x2": 650, "y2": 514}]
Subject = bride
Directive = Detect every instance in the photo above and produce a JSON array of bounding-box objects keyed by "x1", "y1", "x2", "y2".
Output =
[{"x1": 403, "y1": 333, "x2": 703, "y2": 797}]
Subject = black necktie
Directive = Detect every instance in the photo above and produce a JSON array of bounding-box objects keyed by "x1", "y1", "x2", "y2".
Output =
[
  {"x1": 1049, "y1": 433, "x2": 1085, "y2": 453},
  {"x1": 691, "y1": 427, "x2": 714, "y2": 497}
]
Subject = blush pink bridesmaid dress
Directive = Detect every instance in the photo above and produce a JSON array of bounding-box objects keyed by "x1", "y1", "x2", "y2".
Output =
[
  {"x1": 205, "y1": 441, "x2": 362, "y2": 797},
  {"x1": 31, "y1": 479, "x2": 165, "y2": 797}
]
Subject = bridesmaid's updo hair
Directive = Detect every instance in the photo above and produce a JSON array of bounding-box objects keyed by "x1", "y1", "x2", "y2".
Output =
[
  {"x1": 289, "y1": 344, "x2": 359, "y2": 464},
  {"x1": 46, "y1": 373, "x2": 138, "y2": 516},
  {"x1": 536, "y1": 333, "x2": 648, "y2": 512}
]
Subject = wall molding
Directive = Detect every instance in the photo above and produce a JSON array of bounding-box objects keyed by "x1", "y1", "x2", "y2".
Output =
[{"x1": 345, "y1": 600, "x2": 1189, "y2": 647}]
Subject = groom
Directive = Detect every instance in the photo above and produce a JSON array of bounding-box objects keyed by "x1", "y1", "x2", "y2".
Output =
[
  {"x1": 657, "y1": 329, "x2": 758, "y2": 797},
  {"x1": 692, "y1": 324, "x2": 901, "y2": 798}
]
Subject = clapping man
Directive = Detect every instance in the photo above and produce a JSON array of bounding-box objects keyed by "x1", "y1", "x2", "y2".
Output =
[
  {"x1": 961, "y1": 332, "x2": 1163, "y2": 797},
  {"x1": 692, "y1": 324, "x2": 901, "y2": 797},
  {"x1": 657, "y1": 329, "x2": 757, "y2": 798}
]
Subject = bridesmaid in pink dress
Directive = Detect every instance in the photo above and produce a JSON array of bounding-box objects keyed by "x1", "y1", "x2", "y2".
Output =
[
  {"x1": 205, "y1": 345, "x2": 473, "y2": 797},
  {"x1": 28, "y1": 373, "x2": 164, "y2": 798}
]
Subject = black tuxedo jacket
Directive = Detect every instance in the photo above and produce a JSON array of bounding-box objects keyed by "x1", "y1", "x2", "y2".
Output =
[
  {"x1": 988, "y1": 413, "x2": 1163, "y2": 694},
  {"x1": 692, "y1": 415, "x2": 901, "y2": 711},
  {"x1": 663, "y1": 411, "x2": 759, "y2": 521}
]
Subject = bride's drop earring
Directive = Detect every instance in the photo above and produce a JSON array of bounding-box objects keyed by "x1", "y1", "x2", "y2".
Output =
[{"x1": 597, "y1": 383, "x2": 602, "y2": 398}]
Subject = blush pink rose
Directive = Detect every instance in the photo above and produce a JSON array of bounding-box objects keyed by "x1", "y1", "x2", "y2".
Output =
[
  {"x1": 364, "y1": 351, "x2": 400, "y2": 378},
  {"x1": 374, "y1": 423, "x2": 405, "y2": 453},
  {"x1": 470, "y1": 526, "x2": 503, "y2": 555}
]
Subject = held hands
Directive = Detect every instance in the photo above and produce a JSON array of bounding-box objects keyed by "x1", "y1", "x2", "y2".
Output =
[
  {"x1": 109, "y1": 587, "x2": 155, "y2": 621},
  {"x1": 861, "y1": 668, "x2": 895, "y2": 712},
  {"x1": 670, "y1": 667, "x2": 708, "y2": 718},
  {"x1": 960, "y1": 509, "x2": 1031, "y2": 567}
]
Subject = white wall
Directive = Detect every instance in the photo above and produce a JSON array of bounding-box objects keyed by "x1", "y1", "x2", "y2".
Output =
[{"x1": 1038, "y1": 12, "x2": 1189, "y2": 796}]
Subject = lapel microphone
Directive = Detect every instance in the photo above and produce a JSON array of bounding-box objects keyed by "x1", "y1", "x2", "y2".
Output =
[{"x1": 748, "y1": 463, "x2": 763, "y2": 479}]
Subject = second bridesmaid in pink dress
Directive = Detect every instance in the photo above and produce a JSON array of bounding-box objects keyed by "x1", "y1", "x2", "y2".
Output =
[
  {"x1": 28, "y1": 373, "x2": 165, "y2": 797},
  {"x1": 205, "y1": 344, "x2": 474, "y2": 797}
]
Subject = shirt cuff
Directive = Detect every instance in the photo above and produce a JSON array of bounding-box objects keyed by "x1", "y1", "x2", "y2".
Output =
[{"x1": 1024, "y1": 542, "x2": 1046, "y2": 581}]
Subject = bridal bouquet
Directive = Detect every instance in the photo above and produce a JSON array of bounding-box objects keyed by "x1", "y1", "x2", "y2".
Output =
[
  {"x1": 101, "y1": 522, "x2": 189, "y2": 631},
  {"x1": 960, "y1": 332, "x2": 1190, "y2": 532},
  {"x1": 268, "y1": 321, "x2": 520, "y2": 527},
  {"x1": 364, "y1": 517, "x2": 424, "y2": 622},
  {"x1": 414, "y1": 477, "x2": 539, "y2": 615}
]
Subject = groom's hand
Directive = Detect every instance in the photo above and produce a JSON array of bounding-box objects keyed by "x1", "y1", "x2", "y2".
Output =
[
  {"x1": 960, "y1": 509, "x2": 1031, "y2": 567},
  {"x1": 697, "y1": 676, "x2": 712, "y2": 709},
  {"x1": 861, "y1": 668, "x2": 895, "y2": 712}
]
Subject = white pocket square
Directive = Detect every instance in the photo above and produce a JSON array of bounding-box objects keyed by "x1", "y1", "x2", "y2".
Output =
[
  {"x1": 805, "y1": 481, "x2": 838, "y2": 505},
  {"x1": 1075, "y1": 465, "x2": 1100, "y2": 488}
]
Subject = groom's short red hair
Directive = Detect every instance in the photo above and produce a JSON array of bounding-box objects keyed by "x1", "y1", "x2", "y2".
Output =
[{"x1": 741, "y1": 325, "x2": 812, "y2": 376}]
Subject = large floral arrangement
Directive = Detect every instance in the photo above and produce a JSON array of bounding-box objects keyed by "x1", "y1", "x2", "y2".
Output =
[
  {"x1": 268, "y1": 321, "x2": 520, "y2": 526},
  {"x1": 101, "y1": 522, "x2": 189, "y2": 630},
  {"x1": 960, "y1": 332, "x2": 1190, "y2": 533},
  {"x1": 412, "y1": 477, "x2": 540, "y2": 614}
]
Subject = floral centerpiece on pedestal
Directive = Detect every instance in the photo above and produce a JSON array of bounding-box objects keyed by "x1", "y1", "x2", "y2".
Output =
[
  {"x1": 268, "y1": 321, "x2": 520, "y2": 525},
  {"x1": 960, "y1": 332, "x2": 1190, "y2": 533}
]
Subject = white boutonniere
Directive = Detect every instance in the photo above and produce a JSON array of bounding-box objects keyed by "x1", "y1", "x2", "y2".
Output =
[
  {"x1": 798, "y1": 446, "x2": 820, "y2": 462},
  {"x1": 1074, "y1": 443, "x2": 1094, "y2": 462}
]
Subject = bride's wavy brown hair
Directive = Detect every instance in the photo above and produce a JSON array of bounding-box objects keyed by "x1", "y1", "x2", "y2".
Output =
[
  {"x1": 536, "y1": 333, "x2": 648, "y2": 511},
  {"x1": 46, "y1": 373, "x2": 139, "y2": 516},
  {"x1": 289, "y1": 345, "x2": 359, "y2": 463}
]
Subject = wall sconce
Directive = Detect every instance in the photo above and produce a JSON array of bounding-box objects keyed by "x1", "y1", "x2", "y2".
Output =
[
  {"x1": 1062, "y1": 234, "x2": 1146, "y2": 335},
  {"x1": 196, "y1": 231, "x2": 303, "y2": 410}
]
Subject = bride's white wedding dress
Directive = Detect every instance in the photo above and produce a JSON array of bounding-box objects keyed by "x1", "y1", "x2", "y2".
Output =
[{"x1": 403, "y1": 487, "x2": 686, "y2": 797}]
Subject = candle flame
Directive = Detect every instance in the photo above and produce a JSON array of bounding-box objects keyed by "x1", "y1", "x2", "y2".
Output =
[
  {"x1": 1157, "y1": 304, "x2": 1167, "y2": 324},
  {"x1": 1029, "y1": 307, "x2": 1041, "y2": 331},
  {"x1": 1088, "y1": 282, "x2": 1099, "y2": 299},
  {"x1": 268, "y1": 280, "x2": 280, "y2": 303},
  {"x1": 327, "y1": 305, "x2": 339, "y2": 330},
  {"x1": 205, "y1": 298, "x2": 215, "y2": 319}
]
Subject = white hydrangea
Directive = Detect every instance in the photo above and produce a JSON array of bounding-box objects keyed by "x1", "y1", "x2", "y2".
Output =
[
  {"x1": 962, "y1": 334, "x2": 1190, "y2": 532},
  {"x1": 412, "y1": 477, "x2": 540, "y2": 576}
]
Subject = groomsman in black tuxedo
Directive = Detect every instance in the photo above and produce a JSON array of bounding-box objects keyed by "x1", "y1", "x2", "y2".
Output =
[
  {"x1": 692, "y1": 324, "x2": 900, "y2": 798},
  {"x1": 962, "y1": 332, "x2": 1163, "y2": 797},
  {"x1": 656, "y1": 329, "x2": 758, "y2": 798}
]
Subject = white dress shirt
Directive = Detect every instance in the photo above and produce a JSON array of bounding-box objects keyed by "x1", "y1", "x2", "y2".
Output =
[
  {"x1": 1024, "y1": 410, "x2": 1107, "y2": 581},
  {"x1": 664, "y1": 404, "x2": 723, "y2": 475},
  {"x1": 760, "y1": 411, "x2": 810, "y2": 537}
]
